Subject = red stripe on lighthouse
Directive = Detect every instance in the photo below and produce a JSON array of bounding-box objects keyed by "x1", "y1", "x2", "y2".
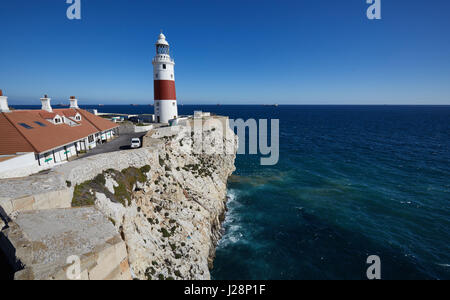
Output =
[{"x1": 154, "y1": 80, "x2": 176, "y2": 100}]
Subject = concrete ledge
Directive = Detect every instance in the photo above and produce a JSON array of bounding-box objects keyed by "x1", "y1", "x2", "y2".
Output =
[
  {"x1": 0, "y1": 189, "x2": 72, "y2": 217},
  {"x1": 1, "y1": 207, "x2": 131, "y2": 280}
]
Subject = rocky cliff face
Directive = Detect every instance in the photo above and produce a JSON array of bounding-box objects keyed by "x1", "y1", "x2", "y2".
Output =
[{"x1": 74, "y1": 118, "x2": 237, "y2": 280}]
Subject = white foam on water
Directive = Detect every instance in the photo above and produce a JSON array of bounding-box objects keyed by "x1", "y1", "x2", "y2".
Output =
[
  {"x1": 437, "y1": 263, "x2": 450, "y2": 267},
  {"x1": 218, "y1": 189, "x2": 245, "y2": 247}
]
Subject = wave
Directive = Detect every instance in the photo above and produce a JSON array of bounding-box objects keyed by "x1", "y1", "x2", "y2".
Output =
[{"x1": 218, "y1": 189, "x2": 245, "y2": 247}]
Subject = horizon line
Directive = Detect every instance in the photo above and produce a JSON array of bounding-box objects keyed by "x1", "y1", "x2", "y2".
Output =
[{"x1": 8, "y1": 104, "x2": 450, "y2": 107}]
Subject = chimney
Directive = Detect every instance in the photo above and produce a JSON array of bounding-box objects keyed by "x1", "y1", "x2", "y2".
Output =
[
  {"x1": 69, "y1": 96, "x2": 79, "y2": 109},
  {"x1": 0, "y1": 89, "x2": 10, "y2": 113},
  {"x1": 40, "y1": 94, "x2": 52, "y2": 112}
]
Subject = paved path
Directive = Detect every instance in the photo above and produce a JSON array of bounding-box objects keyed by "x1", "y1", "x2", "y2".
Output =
[{"x1": 80, "y1": 132, "x2": 146, "y2": 159}]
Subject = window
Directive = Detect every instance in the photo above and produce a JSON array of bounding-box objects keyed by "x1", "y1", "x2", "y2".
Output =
[
  {"x1": 75, "y1": 115, "x2": 81, "y2": 121},
  {"x1": 54, "y1": 118, "x2": 61, "y2": 124},
  {"x1": 155, "y1": 74, "x2": 158, "y2": 78},
  {"x1": 34, "y1": 121, "x2": 46, "y2": 127},
  {"x1": 163, "y1": 64, "x2": 166, "y2": 69},
  {"x1": 88, "y1": 135, "x2": 94, "y2": 143},
  {"x1": 19, "y1": 123, "x2": 33, "y2": 129},
  {"x1": 172, "y1": 102, "x2": 176, "y2": 106},
  {"x1": 171, "y1": 74, "x2": 173, "y2": 79}
]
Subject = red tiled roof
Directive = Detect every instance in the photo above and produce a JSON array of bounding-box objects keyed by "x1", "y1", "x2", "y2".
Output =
[
  {"x1": 39, "y1": 112, "x2": 58, "y2": 119},
  {"x1": 0, "y1": 109, "x2": 118, "y2": 154},
  {"x1": 76, "y1": 109, "x2": 118, "y2": 132},
  {"x1": 0, "y1": 114, "x2": 36, "y2": 154},
  {"x1": 62, "y1": 110, "x2": 78, "y2": 118}
]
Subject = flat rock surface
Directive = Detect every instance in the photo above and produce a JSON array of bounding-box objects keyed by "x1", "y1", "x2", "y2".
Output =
[
  {"x1": 0, "y1": 173, "x2": 65, "y2": 201},
  {"x1": 15, "y1": 207, "x2": 117, "y2": 265}
]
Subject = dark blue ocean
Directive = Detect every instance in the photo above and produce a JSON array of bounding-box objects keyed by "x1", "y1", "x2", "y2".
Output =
[{"x1": 12, "y1": 104, "x2": 450, "y2": 279}]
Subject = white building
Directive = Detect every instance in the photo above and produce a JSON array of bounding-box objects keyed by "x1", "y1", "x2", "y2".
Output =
[{"x1": 0, "y1": 92, "x2": 119, "y2": 178}]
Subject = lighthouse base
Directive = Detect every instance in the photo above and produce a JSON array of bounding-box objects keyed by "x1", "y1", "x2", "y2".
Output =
[{"x1": 155, "y1": 100, "x2": 178, "y2": 123}]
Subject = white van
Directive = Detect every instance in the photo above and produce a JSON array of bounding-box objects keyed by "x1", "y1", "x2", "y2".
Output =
[{"x1": 131, "y1": 138, "x2": 141, "y2": 149}]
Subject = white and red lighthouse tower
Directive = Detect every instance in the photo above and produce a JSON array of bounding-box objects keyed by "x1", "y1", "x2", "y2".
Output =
[{"x1": 153, "y1": 33, "x2": 178, "y2": 123}]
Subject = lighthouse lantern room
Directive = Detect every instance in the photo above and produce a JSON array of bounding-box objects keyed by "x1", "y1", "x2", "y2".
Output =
[{"x1": 153, "y1": 33, "x2": 178, "y2": 123}]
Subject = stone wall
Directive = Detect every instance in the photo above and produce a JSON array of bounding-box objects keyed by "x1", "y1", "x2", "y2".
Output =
[
  {"x1": 119, "y1": 122, "x2": 154, "y2": 135},
  {"x1": 0, "y1": 143, "x2": 163, "y2": 218},
  {"x1": 58, "y1": 145, "x2": 162, "y2": 186}
]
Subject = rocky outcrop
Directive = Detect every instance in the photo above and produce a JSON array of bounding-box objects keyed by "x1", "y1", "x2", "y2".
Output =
[{"x1": 76, "y1": 117, "x2": 237, "y2": 280}]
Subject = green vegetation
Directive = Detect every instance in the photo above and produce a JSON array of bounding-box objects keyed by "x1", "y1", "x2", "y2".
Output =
[
  {"x1": 71, "y1": 167, "x2": 149, "y2": 208},
  {"x1": 161, "y1": 227, "x2": 171, "y2": 238},
  {"x1": 145, "y1": 267, "x2": 156, "y2": 280},
  {"x1": 72, "y1": 181, "x2": 96, "y2": 207},
  {"x1": 140, "y1": 165, "x2": 151, "y2": 173},
  {"x1": 113, "y1": 182, "x2": 131, "y2": 206},
  {"x1": 93, "y1": 173, "x2": 106, "y2": 185}
]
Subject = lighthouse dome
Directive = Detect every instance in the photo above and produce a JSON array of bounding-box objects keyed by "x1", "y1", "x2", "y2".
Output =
[{"x1": 156, "y1": 33, "x2": 169, "y2": 46}]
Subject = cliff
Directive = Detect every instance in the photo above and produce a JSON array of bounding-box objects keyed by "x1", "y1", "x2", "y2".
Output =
[{"x1": 0, "y1": 115, "x2": 237, "y2": 280}]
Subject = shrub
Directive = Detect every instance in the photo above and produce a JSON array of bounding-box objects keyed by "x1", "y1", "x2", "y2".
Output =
[
  {"x1": 161, "y1": 228, "x2": 171, "y2": 238},
  {"x1": 114, "y1": 182, "x2": 130, "y2": 206},
  {"x1": 71, "y1": 182, "x2": 96, "y2": 207},
  {"x1": 140, "y1": 165, "x2": 151, "y2": 173},
  {"x1": 93, "y1": 173, "x2": 106, "y2": 185}
]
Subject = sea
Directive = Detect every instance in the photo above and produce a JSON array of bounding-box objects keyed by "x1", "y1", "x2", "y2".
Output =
[{"x1": 10, "y1": 104, "x2": 450, "y2": 280}]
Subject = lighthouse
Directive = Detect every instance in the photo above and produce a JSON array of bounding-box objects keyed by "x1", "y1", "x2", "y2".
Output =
[{"x1": 153, "y1": 33, "x2": 178, "y2": 123}]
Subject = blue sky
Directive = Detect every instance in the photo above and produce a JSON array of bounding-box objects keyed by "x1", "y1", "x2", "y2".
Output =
[{"x1": 0, "y1": 0, "x2": 449, "y2": 105}]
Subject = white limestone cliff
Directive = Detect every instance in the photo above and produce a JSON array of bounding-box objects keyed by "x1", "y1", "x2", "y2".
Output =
[{"x1": 75, "y1": 117, "x2": 237, "y2": 280}]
